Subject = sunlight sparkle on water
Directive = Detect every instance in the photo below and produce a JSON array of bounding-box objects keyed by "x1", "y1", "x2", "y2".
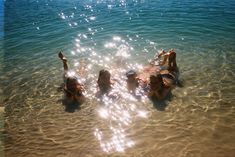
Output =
[
  {"x1": 67, "y1": 71, "x2": 76, "y2": 77},
  {"x1": 68, "y1": 33, "x2": 150, "y2": 153},
  {"x1": 76, "y1": 49, "x2": 81, "y2": 53},
  {"x1": 149, "y1": 41, "x2": 155, "y2": 45},
  {"x1": 89, "y1": 16, "x2": 96, "y2": 20},
  {"x1": 95, "y1": 124, "x2": 135, "y2": 153},
  {"x1": 104, "y1": 42, "x2": 116, "y2": 48},
  {"x1": 75, "y1": 43, "x2": 80, "y2": 47},
  {"x1": 94, "y1": 90, "x2": 149, "y2": 153},
  {"x1": 59, "y1": 12, "x2": 66, "y2": 19},
  {"x1": 113, "y1": 36, "x2": 121, "y2": 41},
  {"x1": 74, "y1": 62, "x2": 79, "y2": 67},
  {"x1": 69, "y1": 13, "x2": 74, "y2": 18},
  {"x1": 71, "y1": 50, "x2": 75, "y2": 55},
  {"x1": 107, "y1": 5, "x2": 113, "y2": 9},
  {"x1": 82, "y1": 34, "x2": 88, "y2": 39},
  {"x1": 81, "y1": 48, "x2": 86, "y2": 52},
  {"x1": 91, "y1": 51, "x2": 97, "y2": 56},
  {"x1": 137, "y1": 110, "x2": 148, "y2": 118},
  {"x1": 87, "y1": 64, "x2": 92, "y2": 70},
  {"x1": 85, "y1": 5, "x2": 92, "y2": 9},
  {"x1": 105, "y1": 57, "x2": 110, "y2": 62},
  {"x1": 85, "y1": 18, "x2": 89, "y2": 23},
  {"x1": 98, "y1": 108, "x2": 109, "y2": 119},
  {"x1": 75, "y1": 38, "x2": 80, "y2": 42}
]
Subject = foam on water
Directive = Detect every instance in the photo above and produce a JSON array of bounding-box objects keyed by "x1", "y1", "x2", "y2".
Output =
[{"x1": 1, "y1": 0, "x2": 235, "y2": 156}]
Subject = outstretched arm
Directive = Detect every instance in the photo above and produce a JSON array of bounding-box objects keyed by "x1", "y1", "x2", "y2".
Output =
[{"x1": 58, "y1": 52, "x2": 69, "y2": 72}]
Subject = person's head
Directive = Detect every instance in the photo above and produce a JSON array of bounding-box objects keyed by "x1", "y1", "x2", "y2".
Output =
[
  {"x1": 65, "y1": 76, "x2": 80, "y2": 97},
  {"x1": 126, "y1": 70, "x2": 137, "y2": 81},
  {"x1": 126, "y1": 70, "x2": 138, "y2": 92},
  {"x1": 98, "y1": 69, "x2": 111, "y2": 85},
  {"x1": 97, "y1": 69, "x2": 112, "y2": 93},
  {"x1": 66, "y1": 77, "x2": 77, "y2": 87},
  {"x1": 150, "y1": 74, "x2": 164, "y2": 91},
  {"x1": 98, "y1": 69, "x2": 111, "y2": 80}
]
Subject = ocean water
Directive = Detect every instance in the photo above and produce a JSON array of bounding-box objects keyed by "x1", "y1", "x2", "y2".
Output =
[{"x1": 1, "y1": 0, "x2": 235, "y2": 156}]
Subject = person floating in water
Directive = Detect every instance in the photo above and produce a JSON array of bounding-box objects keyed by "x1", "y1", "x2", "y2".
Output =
[
  {"x1": 126, "y1": 70, "x2": 139, "y2": 94},
  {"x1": 97, "y1": 69, "x2": 112, "y2": 95},
  {"x1": 96, "y1": 69, "x2": 120, "y2": 99},
  {"x1": 58, "y1": 52, "x2": 85, "y2": 104},
  {"x1": 126, "y1": 49, "x2": 178, "y2": 100}
]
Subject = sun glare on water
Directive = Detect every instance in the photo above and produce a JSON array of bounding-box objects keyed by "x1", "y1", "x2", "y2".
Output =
[{"x1": 68, "y1": 33, "x2": 151, "y2": 152}]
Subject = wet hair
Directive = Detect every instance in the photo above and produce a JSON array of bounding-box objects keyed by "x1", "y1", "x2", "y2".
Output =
[
  {"x1": 97, "y1": 69, "x2": 112, "y2": 93},
  {"x1": 156, "y1": 74, "x2": 163, "y2": 83},
  {"x1": 65, "y1": 77, "x2": 79, "y2": 97},
  {"x1": 98, "y1": 69, "x2": 111, "y2": 81},
  {"x1": 126, "y1": 70, "x2": 137, "y2": 78},
  {"x1": 66, "y1": 77, "x2": 78, "y2": 89},
  {"x1": 66, "y1": 76, "x2": 77, "y2": 83},
  {"x1": 150, "y1": 74, "x2": 164, "y2": 91}
]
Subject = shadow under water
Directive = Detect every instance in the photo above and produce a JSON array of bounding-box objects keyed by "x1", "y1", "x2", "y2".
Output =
[
  {"x1": 61, "y1": 98, "x2": 81, "y2": 113},
  {"x1": 151, "y1": 92, "x2": 173, "y2": 111}
]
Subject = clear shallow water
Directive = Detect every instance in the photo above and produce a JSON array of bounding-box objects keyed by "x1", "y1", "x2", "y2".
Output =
[{"x1": 1, "y1": 0, "x2": 235, "y2": 156}]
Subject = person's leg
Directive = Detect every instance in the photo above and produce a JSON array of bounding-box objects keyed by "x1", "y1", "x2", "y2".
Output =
[
  {"x1": 154, "y1": 50, "x2": 168, "y2": 66},
  {"x1": 168, "y1": 51, "x2": 177, "y2": 71},
  {"x1": 157, "y1": 49, "x2": 166, "y2": 58},
  {"x1": 161, "y1": 55, "x2": 168, "y2": 66}
]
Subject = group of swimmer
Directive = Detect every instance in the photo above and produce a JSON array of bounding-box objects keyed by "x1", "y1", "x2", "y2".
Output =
[{"x1": 58, "y1": 48, "x2": 178, "y2": 104}]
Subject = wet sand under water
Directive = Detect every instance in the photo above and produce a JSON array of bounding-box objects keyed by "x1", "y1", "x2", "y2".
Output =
[{"x1": 2, "y1": 49, "x2": 235, "y2": 157}]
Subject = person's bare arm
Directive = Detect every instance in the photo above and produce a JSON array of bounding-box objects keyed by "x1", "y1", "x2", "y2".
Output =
[{"x1": 58, "y1": 52, "x2": 69, "y2": 71}]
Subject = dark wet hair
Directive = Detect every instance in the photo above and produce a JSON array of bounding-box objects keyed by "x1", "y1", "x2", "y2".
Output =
[
  {"x1": 150, "y1": 75, "x2": 158, "y2": 84},
  {"x1": 97, "y1": 69, "x2": 111, "y2": 86},
  {"x1": 66, "y1": 77, "x2": 77, "y2": 84},
  {"x1": 97, "y1": 69, "x2": 112, "y2": 93},
  {"x1": 98, "y1": 69, "x2": 111, "y2": 80},
  {"x1": 65, "y1": 77, "x2": 79, "y2": 97},
  {"x1": 156, "y1": 74, "x2": 163, "y2": 82},
  {"x1": 126, "y1": 70, "x2": 137, "y2": 78},
  {"x1": 150, "y1": 74, "x2": 164, "y2": 91}
]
